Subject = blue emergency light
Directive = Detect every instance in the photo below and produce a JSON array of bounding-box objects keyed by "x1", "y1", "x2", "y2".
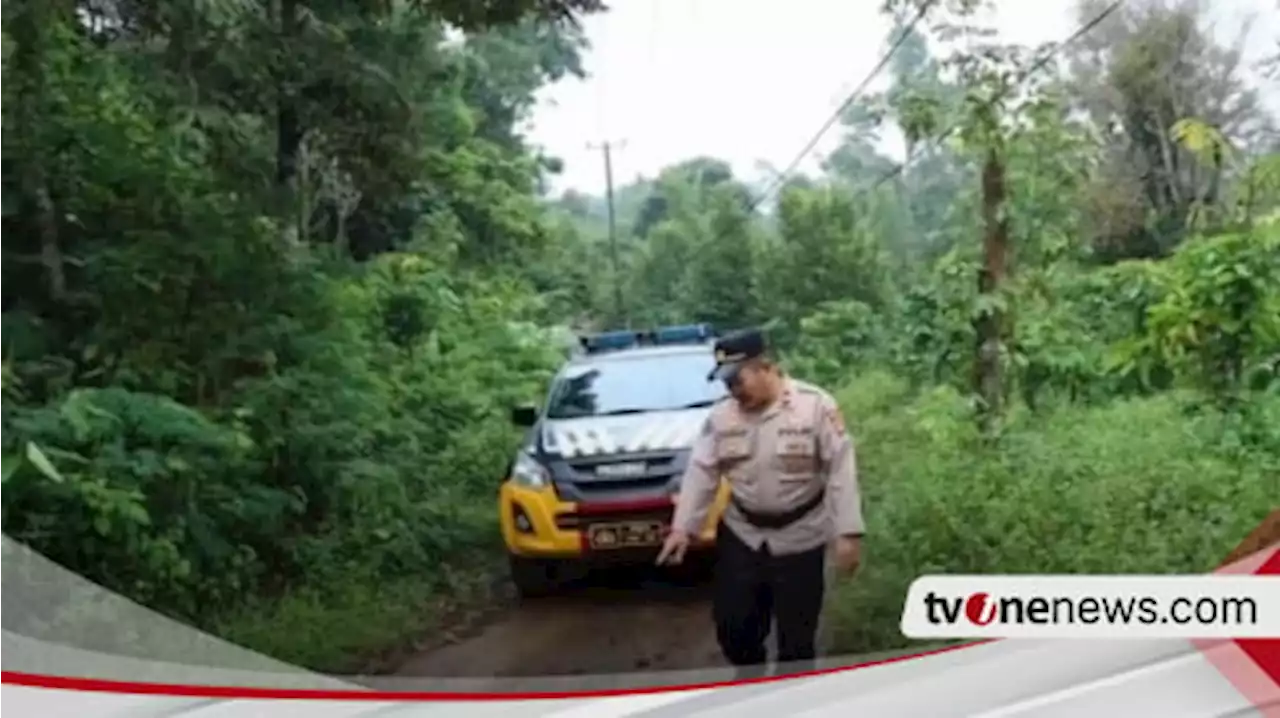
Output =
[
  {"x1": 652, "y1": 323, "x2": 715, "y2": 344},
  {"x1": 579, "y1": 330, "x2": 642, "y2": 353},
  {"x1": 579, "y1": 324, "x2": 716, "y2": 354}
]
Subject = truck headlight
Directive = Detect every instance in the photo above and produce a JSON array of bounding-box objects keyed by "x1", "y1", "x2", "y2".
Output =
[{"x1": 510, "y1": 451, "x2": 550, "y2": 488}]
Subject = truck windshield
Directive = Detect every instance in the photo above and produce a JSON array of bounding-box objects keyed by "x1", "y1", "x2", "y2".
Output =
[{"x1": 544, "y1": 352, "x2": 727, "y2": 419}]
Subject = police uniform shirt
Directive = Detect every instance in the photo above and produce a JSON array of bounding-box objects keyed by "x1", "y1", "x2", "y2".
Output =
[{"x1": 671, "y1": 377, "x2": 865, "y2": 556}]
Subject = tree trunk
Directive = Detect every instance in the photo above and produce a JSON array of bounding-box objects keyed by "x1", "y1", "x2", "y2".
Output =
[
  {"x1": 974, "y1": 147, "x2": 1009, "y2": 432},
  {"x1": 276, "y1": 0, "x2": 302, "y2": 191},
  {"x1": 13, "y1": 0, "x2": 68, "y2": 305}
]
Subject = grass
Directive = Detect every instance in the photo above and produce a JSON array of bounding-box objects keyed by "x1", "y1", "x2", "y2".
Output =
[
  {"x1": 824, "y1": 370, "x2": 1279, "y2": 656},
  {"x1": 213, "y1": 547, "x2": 508, "y2": 674}
]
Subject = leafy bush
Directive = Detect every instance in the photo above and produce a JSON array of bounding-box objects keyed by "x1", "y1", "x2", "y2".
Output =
[
  {"x1": 825, "y1": 372, "x2": 1279, "y2": 655},
  {"x1": 2, "y1": 387, "x2": 265, "y2": 618},
  {"x1": 1, "y1": 247, "x2": 561, "y2": 637}
]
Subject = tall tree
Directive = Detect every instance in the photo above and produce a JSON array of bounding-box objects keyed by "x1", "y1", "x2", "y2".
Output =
[{"x1": 1066, "y1": 0, "x2": 1276, "y2": 259}]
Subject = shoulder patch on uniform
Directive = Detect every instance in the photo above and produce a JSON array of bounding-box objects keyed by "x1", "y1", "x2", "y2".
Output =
[
  {"x1": 824, "y1": 405, "x2": 847, "y2": 435},
  {"x1": 791, "y1": 380, "x2": 836, "y2": 405},
  {"x1": 792, "y1": 381, "x2": 822, "y2": 395}
]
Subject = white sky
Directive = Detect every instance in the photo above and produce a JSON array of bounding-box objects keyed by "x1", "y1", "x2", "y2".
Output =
[{"x1": 524, "y1": 0, "x2": 1280, "y2": 196}]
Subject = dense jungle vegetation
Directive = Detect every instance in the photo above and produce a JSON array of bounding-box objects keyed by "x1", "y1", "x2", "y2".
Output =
[{"x1": 3, "y1": 0, "x2": 1278, "y2": 670}]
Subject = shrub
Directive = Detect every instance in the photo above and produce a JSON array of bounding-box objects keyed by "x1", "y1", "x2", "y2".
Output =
[{"x1": 825, "y1": 372, "x2": 1278, "y2": 656}]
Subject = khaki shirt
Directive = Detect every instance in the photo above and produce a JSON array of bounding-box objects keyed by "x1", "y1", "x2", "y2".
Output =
[{"x1": 672, "y1": 377, "x2": 865, "y2": 556}]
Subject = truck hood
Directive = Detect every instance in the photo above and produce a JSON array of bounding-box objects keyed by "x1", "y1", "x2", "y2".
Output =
[{"x1": 541, "y1": 407, "x2": 712, "y2": 459}]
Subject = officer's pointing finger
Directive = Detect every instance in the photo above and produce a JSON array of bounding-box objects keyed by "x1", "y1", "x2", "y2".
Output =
[
  {"x1": 671, "y1": 543, "x2": 686, "y2": 564},
  {"x1": 656, "y1": 540, "x2": 674, "y2": 565},
  {"x1": 657, "y1": 536, "x2": 685, "y2": 565}
]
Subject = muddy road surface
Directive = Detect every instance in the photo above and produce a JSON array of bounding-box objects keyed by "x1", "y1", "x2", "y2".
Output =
[{"x1": 394, "y1": 564, "x2": 728, "y2": 678}]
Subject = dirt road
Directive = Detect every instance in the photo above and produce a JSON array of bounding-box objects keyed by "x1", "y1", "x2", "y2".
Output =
[{"x1": 394, "y1": 564, "x2": 727, "y2": 678}]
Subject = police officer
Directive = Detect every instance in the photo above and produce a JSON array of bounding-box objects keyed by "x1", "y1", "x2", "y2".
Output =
[{"x1": 655, "y1": 327, "x2": 864, "y2": 677}]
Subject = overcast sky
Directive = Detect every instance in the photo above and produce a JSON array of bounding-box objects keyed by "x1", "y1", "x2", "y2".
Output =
[{"x1": 522, "y1": 0, "x2": 1280, "y2": 197}]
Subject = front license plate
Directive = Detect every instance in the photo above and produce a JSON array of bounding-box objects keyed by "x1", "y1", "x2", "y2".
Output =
[{"x1": 587, "y1": 521, "x2": 665, "y2": 549}]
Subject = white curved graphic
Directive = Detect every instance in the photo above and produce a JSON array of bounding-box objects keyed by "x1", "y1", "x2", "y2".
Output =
[{"x1": 2, "y1": 533, "x2": 1277, "y2": 717}]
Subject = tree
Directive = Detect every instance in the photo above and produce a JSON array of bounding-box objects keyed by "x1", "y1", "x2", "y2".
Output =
[
  {"x1": 632, "y1": 156, "x2": 743, "y2": 239},
  {"x1": 0, "y1": 0, "x2": 605, "y2": 636},
  {"x1": 883, "y1": 0, "x2": 1072, "y2": 429},
  {"x1": 1066, "y1": 0, "x2": 1276, "y2": 259}
]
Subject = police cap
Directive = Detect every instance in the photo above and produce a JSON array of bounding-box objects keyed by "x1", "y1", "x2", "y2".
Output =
[{"x1": 707, "y1": 327, "x2": 769, "y2": 382}]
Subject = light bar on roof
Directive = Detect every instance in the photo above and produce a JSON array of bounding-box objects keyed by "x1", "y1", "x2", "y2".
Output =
[
  {"x1": 579, "y1": 330, "x2": 642, "y2": 353},
  {"x1": 652, "y1": 323, "x2": 715, "y2": 344}
]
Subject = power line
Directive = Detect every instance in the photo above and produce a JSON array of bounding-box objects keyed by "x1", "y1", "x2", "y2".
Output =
[
  {"x1": 746, "y1": 0, "x2": 940, "y2": 212},
  {"x1": 673, "y1": 2, "x2": 937, "y2": 269},
  {"x1": 704, "y1": 0, "x2": 1123, "y2": 253},
  {"x1": 864, "y1": 0, "x2": 1124, "y2": 193},
  {"x1": 676, "y1": 0, "x2": 1125, "y2": 271}
]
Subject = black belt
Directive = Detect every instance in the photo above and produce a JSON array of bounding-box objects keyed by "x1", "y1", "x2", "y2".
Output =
[{"x1": 730, "y1": 488, "x2": 826, "y2": 529}]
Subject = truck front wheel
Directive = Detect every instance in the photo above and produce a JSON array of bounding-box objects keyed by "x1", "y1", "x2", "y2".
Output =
[{"x1": 508, "y1": 554, "x2": 559, "y2": 599}]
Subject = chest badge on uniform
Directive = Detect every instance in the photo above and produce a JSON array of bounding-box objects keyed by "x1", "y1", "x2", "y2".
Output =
[
  {"x1": 780, "y1": 439, "x2": 811, "y2": 454},
  {"x1": 778, "y1": 426, "x2": 813, "y2": 438},
  {"x1": 716, "y1": 434, "x2": 752, "y2": 463},
  {"x1": 776, "y1": 435, "x2": 817, "y2": 475}
]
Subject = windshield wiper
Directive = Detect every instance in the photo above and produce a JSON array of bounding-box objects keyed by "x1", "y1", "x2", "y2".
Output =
[
  {"x1": 679, "y1": 400, "x2": 717, "y2": 409},
  {"x1": 579, "y1": 402, "x2": 715, "y2": 418},
  {"x1": 595, "y1": 407, "x2": 650, "y2": 416}
]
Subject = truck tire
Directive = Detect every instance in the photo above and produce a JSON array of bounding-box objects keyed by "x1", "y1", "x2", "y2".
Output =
[{"x1": 508, "y1": 554, "x2": 558, "y2": 599}]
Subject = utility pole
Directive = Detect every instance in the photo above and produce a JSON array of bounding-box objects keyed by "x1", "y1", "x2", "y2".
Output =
[{"x1": 588, "y1": 139, "x2": 628, "y2": 327}]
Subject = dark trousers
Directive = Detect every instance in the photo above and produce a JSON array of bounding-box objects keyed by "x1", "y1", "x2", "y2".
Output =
[{"x1": 712, "y1": 520, "x2": 826, "y2": 677}]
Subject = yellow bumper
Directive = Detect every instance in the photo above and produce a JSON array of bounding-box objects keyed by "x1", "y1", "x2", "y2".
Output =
[{"x1": 499, "y1": 480, "x2": 731, "y2": 559}]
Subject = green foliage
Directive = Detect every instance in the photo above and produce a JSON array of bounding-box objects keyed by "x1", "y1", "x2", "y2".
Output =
[
  {"x1": 787, "y1": 301, "x2": 886, "y2": 388},
  {"x1": 825, "y1": 372, "x2": 1279, "y2": 655},
  {"x1": 1112, "y1": 220, "x2": 1280, "y2": 402},
  {"x1": 2, "y1": 0, "x2": 596, "y2": 665},
  {"x1": 3, "y1": 387, "x2": 263, "y2": 616}
]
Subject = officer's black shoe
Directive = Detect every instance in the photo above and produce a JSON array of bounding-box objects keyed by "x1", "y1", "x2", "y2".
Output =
[{"x1": 773, "y1": 658, "x2": 818, "y2": 677}]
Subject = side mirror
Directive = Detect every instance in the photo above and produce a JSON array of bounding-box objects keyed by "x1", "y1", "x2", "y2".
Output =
[{"x1": 511, "y1": 404, "x2": 539, "y2": 427}]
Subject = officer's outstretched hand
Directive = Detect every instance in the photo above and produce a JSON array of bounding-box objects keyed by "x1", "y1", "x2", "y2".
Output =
[
  {"x1": 655, "y1": 529, "x2": 690, "y2": 566},
  {"x1": 834, "y1": 535, "x2": 862, "y2": 575}
]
